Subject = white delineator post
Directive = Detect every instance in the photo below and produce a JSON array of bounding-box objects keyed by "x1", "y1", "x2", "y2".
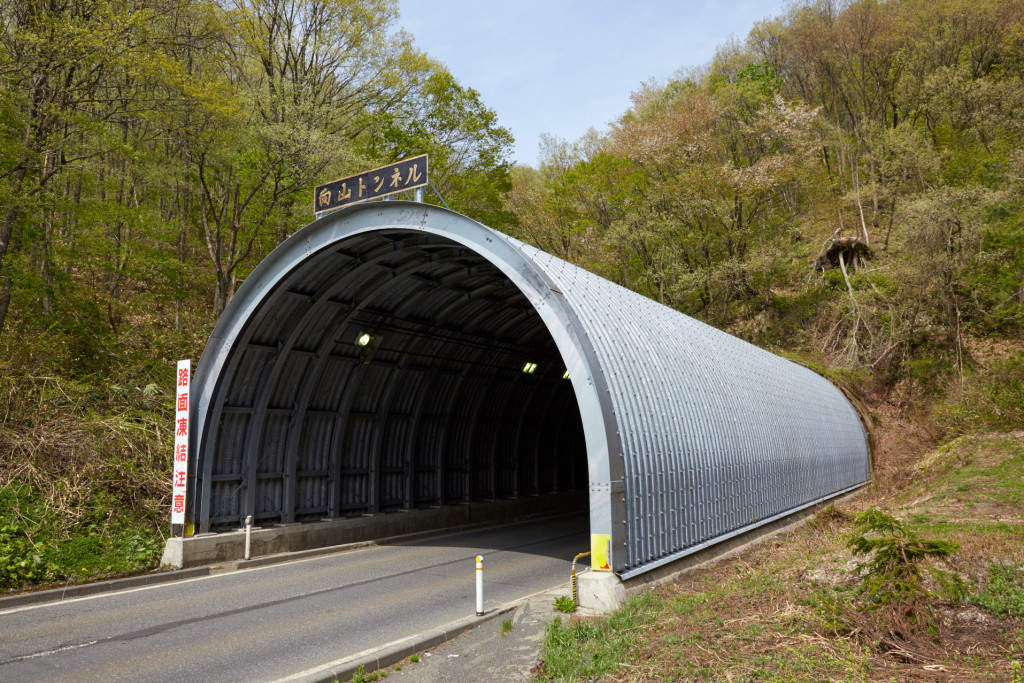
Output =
[
  {"x1": 475, "y1": 555, "x2": 484, "y2": 616},
  {"x1": 244, "y1": 515, "x2": 253, "y2": 560},
  {"x1": 170, "y1": 360, "x2": 191, "y2": 534}
]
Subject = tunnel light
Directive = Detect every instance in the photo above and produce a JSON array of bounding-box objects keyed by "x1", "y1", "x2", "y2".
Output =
[
  {"x1": 563, "y1": 370, "x2": 571, "y2": 380},
  {"x1": 522, "y1": 362, "x2": 537, "y2": 374},
  {"x1": 356, "y1": 333, "x2": 372, "y2": 347}
]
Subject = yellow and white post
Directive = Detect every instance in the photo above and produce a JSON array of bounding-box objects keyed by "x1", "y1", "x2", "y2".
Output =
[{"x1": 475, "y1": 555, "x2": 484, "y2": 616}]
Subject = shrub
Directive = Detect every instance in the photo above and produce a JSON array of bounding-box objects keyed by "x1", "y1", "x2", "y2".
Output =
[{"x1": 846, "y1": 508, "x2": 958, "y2": 605}]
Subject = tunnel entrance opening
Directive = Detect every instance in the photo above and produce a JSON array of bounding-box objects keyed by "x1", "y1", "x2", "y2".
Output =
[{"x1": 198, "y1": 229, "x2": 589, "y2": 533}]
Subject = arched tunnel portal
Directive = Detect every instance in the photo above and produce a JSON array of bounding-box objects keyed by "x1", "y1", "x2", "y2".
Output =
[
  {"x1": 186, "y1": 203, "x2": 620, "y2": 571},
  {"x1": 181, "y1": 202, "x2": 871, "y2": 578},
  {"x1": 193, "y1": 223, "x2": 592, "y2": 529}
]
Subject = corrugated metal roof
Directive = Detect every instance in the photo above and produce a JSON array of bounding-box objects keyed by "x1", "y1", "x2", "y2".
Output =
[
  {"x1": 187, "y1": 202, "x2": 870, "y2": 577},
  {"x1": 513, "y1": 240, "x2": 869, "y2": 575}
]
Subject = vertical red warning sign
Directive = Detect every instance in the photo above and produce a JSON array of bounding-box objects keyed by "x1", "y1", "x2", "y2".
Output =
[{"x1": 171, "y1": 359, "x2": 190, "y2": 526}]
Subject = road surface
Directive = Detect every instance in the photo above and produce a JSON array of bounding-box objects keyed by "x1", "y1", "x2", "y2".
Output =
[{"x1": 0, "y1": 513, "x2": 588, "y2": 682}]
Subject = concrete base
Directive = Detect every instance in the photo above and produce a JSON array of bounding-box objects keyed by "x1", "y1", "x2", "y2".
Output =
[
  {"x1": 161, "y1": 491, "x2": 586, "y2": 568},
  {"x1": 576, "y1": 570, "x2": 626, "y2": 614}
]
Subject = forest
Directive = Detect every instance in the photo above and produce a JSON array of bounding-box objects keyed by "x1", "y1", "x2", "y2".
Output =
[{"x1": 0, "y1": 0, "x2": 1022, "y2": 601}]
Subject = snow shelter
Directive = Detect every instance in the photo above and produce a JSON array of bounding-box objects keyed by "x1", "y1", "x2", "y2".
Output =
[{"x1": 164, "y1": 202, "x2": 871, "y2": 590}]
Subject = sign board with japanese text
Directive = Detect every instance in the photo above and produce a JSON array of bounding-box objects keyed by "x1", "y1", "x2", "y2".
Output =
[
  {"x1": 314, "y1": 154, "x2": 429, "y2": 214},
  {"x1": 171, "y1": 359, "x2": 190, "y2": 526}
]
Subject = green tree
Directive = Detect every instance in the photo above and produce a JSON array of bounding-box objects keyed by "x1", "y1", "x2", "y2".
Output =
[
  {"x1": 361, "y1": 62, "x2": 515, "y2": 230},
  {"x1": 0, "y1": 0, "x2": 170, "y2": 337}
]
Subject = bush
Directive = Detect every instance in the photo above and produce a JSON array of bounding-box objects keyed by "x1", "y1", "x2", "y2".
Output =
[
  {"x1": 934, "y1": 350, "x2": 1024, "y2": 434},
  {"x1": 986, "y1": 354, "x2": 1024, "y2": 428},
  {"x1": 0, "y1": 482, "x2": 164, "y2": 591},
  {"x1": 0, "y1": 485, "x2": 50, "y2": 587},
  {"x1": 846, "y1": 508, "x2": 958, "y2": 605}
]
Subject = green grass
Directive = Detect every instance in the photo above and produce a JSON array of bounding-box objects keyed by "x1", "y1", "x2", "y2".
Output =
[
  {"x1": 541, "y1": 563, "x2": 870, "y2": 682},
  {"x1": 552, "y1": 595, "x2": 576, "y2": 613},
  {"x1": 926, "y1": 440, "x2": 1024, "y2": 506},
  {"x1": 540, "y1": 591, "x2": 660, "y2": 681},
  {"x1": 0, "y1": 483, "x2": 164, "y2": 590},
  {"x1": 349, "y1": 664, "x2": 381, "y2": 682},
  {"x1": 908, "y1": 519, "x2": 1024, "y2": 539},
  {"x1": 972, "y1": 563, "x2": 1024, "y2": 618}
]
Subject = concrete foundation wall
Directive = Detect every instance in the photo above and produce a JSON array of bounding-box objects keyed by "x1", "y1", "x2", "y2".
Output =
[{"x1": 162, "y1": 492, "x2": 587, "y2": 568}]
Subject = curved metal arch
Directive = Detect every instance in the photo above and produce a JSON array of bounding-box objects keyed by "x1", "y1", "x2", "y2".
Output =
[
  {"x1": 236, "y1": 249, "x2": 442, "y2": 519},
  {"x1": 197, "y1": 236, "x2": 496, "y2": 528},
  {"x1": 190, "y1": 202, "x2": 622, "y2": 563},
  {"x1": 281, "y1": 259, "x2": 512, "y2": 520}
]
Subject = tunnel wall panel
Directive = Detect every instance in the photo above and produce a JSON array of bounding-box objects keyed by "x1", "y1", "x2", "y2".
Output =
[{"x1": 516, "y1": 243, "x2": 870, "y2": 575}]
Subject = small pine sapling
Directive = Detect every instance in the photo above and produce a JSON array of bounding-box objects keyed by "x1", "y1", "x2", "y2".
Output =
[{"x1": 846, "y1": 508, "x2": 958, "y2": 606}]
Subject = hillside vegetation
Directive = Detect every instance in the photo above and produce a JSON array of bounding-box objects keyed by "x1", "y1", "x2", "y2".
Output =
[
  {"x1": 1, "y1": 0, "x2": 1022, "y2": 619},
  {"x1": 523, "y1": 0, "x2": 1024, "y2": 679},
  {"x1": 539, "y1": 433, "x2": 1024, "y2": 681},
  {"x1": 0, "y1": 0, "x2": 512, "y2": 590},
  {"x1": 507, "y1": 0, "x2": 1023, "y2": 391}
]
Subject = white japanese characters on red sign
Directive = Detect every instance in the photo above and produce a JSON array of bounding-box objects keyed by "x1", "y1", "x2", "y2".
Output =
[{"x1": 171, "y1": 359, "x2": 191, "y2": 525}]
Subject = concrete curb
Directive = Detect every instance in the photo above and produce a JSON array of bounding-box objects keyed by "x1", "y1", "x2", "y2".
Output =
[
  {"x1": 234, "y1": 521, "x2": 499, "y2": 571},
  {"x1": 167, "y1": 494, "x2": 587, "y2": 568},
  {"x1": 235, "y1": 512, "x2": 575, "y2": 571},
  {"x1": 284, "y1": 605, "x2": 517, "y2": 683},
  {"x1": 0, "y1": 567, "x2": 211, "y2": 610}
]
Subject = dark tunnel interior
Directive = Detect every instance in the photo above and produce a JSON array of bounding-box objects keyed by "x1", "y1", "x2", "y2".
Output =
[{"x1": 198, "y1": 230, "x2": 590, "y2": 531}]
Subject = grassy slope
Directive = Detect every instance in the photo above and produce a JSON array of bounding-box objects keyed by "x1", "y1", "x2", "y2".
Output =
[
  {"x1": 538, "y1": 429, "x2": 1024, "y2": 682},
  {"x1": 0, "y1": 374, "x2": 171, "y2": 592},
  {"x1": 0, "y1": 293, "x2": 210, "y2": 593}
]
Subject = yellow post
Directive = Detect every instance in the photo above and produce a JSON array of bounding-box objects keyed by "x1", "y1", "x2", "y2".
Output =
[{"x1": 571, "y1": 551, "x2": 591, "y2": 605}]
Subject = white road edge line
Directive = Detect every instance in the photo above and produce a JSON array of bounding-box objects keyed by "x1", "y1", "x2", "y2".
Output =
[
  {"x1": 0, "y1": 543, "x2": 386, "y2": 616},
  {"x1": 274, "y1": 581, "x2": 567, "y2": 682}
]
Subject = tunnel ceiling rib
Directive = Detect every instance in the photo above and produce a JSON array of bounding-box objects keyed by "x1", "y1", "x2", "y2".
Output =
[{"x1": 188, "y1": 202, "x2": 870, "y2": 578}]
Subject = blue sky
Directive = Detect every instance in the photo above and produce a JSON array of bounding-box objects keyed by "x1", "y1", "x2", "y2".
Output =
[{"x1": 398, "y1": 0, "x2": 790, "y2": 167}]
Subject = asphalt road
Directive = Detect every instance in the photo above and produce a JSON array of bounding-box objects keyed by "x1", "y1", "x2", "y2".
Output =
[{"x1": 0, "y1": 513, "x2": 588, "y2": 682}]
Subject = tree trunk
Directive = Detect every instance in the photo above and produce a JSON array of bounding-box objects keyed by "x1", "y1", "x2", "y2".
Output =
[
  {"x1": 0, "y1": 164, "x2": 28, "y2": 337},
  {"x1": 0, "y1": 276, "x2": 12, "y2": 342},
  {"x1": 214, "y1": 271, "x2": 230, "y2": 315},
  {"x1": 41, "y1": 208, "x2": 54, "y2": 315}
]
